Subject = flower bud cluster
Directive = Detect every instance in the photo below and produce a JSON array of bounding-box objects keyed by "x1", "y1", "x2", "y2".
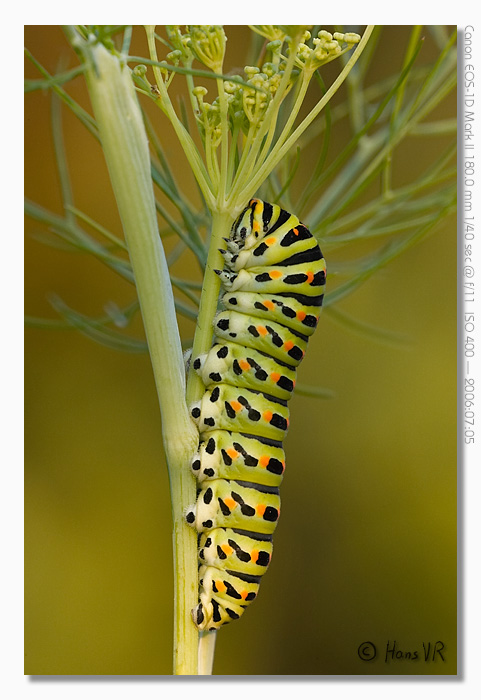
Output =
[
  {"x1": 192, "y1": 54, "x2": 296, "y2": 139},
  {"x1": 192, "y1": 85, "x2": 223, "y2": 145},
  {"x1": 185, "y1": 25, "x2": 227, "y2": 73},
  {"x1": 161, "y1": 26, "x2": 227, "y2": 90},
  {"x1": 181, "y1": 26, "x2": 360, "y2": 147},
  {"x1": 250, "y1": 25, "x2": 313, "y2": 44},
  {"x1": 294, "y1": 30, "x2": 361, "y2": 72},
  {"x1": 249, "y1": 25, "x2": 288, "y2": 42},
  {"x1": 165, "y1": 25, "x2": 193, "y2": 64},
  {"x1": 241, "y1": 66, "x2": 278, "y2": 127}
]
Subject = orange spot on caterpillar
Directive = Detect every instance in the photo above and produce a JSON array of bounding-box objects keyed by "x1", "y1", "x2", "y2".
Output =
[
  {"x1": 223, "y1": 497, "x2": 237, "y2": 510},
  {"x1": 293, "y1": 227, "x2": 299, "y2": 236},
  {"x1": 251, "y1": 549, "x2": 259, "y2": 563},
  {"x1": 263, "y1": 300, "x2": 275, "y2": 311},
  {"x1": 296, "y1": 310, "x2": 306, "y2": 321},
  {"x1": 269, "y1": 269, "x2": 282, "y2": 279},
  {"x1": 259, "y1": 455, "x2": 270, "y2": 468},
  {"x1": 226, "y1": 447, "x2": 239, "y2": 460},
  {"x1": 240, "y1": 590, "x2": 248, "y2": 600},
  {"x1": 256, "y1": 504, "x2": 266, "y2": 517},
  {"x1": 263, "y1": 410, "x2": 273, "y2": 423},
  {"x1": 257, "y1": 326, "x2": 268, "y2": 336},
  {"x1": 253, "y1": 220, "x2": 261, "y2": 233},
  {"x1": 221, "y1": 544, "x2": 234, "y2": 556},
  {"x1": 239, "y1": 360, "x2": 251, "y2": 371},
  {"x1": 266, "y1": 237, "x2": 276, "y2": 246},
  {"x1": 216, "y1": 580, "x2": 227, "y2": 593},
  {"x1": 230, "y1": 400, "x2": 242, "y2": 412},
  {"x1": 283, "y1": 340, "x2": 294, "y2": 351},
  {"x1": 270, "y1": 371, "x2": 281, "y2": 383},
  {"x1": 306, "y1": 271, "x2": 314, "y2": 284}
]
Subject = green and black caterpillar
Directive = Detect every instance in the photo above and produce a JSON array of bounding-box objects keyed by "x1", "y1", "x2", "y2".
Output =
[{"x1": 187, "y1": 199, "x2": 326, "y2": 630}]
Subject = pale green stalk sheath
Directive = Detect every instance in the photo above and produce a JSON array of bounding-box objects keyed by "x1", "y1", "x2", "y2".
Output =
[
  {"x1": 198, "y1": 630, "x2": 217, "y2": 675},
  {"x1": 186, "y1": 209, "x2": 235, "y2": 405},
  {"x1": 74, "y1": 35, "x2": 200, "y2": 675}
]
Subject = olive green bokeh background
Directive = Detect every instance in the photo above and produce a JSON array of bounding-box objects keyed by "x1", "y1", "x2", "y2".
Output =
[{"x1": 25, "y1": 26, "x2": 457, "y2": 675}]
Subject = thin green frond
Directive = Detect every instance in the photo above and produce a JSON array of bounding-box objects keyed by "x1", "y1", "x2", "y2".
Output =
[
  {"x1": 25, "y1": 48, "x2": 99, "y2": 139},
  {"x1": 128, "y1": 56, "x2": 266, "y2": 94},
  {"x1": 24, "y1": 64, "x2": 86, "y2": 92},
  {"x1": 294, "y1": 383, "x2": 335, "y2": 399},
  {"x1": 325, "y1": 305, "x2": 410, "y2": 347},
  {"x1": 325, "y1": 199, "x2": 455, "y2": 306},
  {"x1": 66, "y1": 206, "x2": 128, "y2": 250},
  {"x1": 47, "y1": 294, "x2": 148, "y2": 352},
  {"x1": 273, "y1": 147, "x2": 300, "y2": 203}
]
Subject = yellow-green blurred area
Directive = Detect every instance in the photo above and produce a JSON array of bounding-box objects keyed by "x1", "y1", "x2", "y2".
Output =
[{"x1": 25, "y1": 26, "x2": 456, "y2": 675}]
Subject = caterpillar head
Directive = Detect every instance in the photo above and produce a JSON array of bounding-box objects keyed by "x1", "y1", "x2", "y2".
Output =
[{"x1": 230, "y1": 199, "x2": 263, "y2": 251}]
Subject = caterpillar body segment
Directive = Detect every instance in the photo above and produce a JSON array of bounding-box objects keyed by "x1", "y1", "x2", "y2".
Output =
[
  {"x1": 197, "y1": 527, "x2": 273, "y2": 575},
  {"x1": 190, "y1": 383, "x2": 290, "y2": 441},
  {"x1": 214, "y1": 310, "x2": 308, "y2": 366},
  {"x1": 188, "y1": 199, "x2": 325, "y2": 631},
  {"x1": 193, "y1": 342, "x2": 297, "y2": 401},
  {"x1": 221, "y1": 291, "x2": 322, "y2": 337},
  {"x1": 186, "y1": 479, "x2": 280, "y2": 534},
  {"x1": 191, "y1": 430, "x2": 286, "y2": 486},
  {"x1": 216, "y1": 260, "x2": 326, "y2": 297},
  {"x1": 192, "y1": 565, "x2": 261, "y2": 630}
]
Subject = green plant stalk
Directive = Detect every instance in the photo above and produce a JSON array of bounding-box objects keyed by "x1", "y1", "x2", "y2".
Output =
[
  {"x1": 216, "y1": 76, "x2": 230, "y2": 200},
  {"x1": 235, "y1": 26, "x2": 375, "y2": 204},
  {"x1": 227, "y1": 40, "x2": 301, "y2": 204},
  {"x1": 145, "y1": 26, "x2": 216, "y2": 209},
  {"x1": 383, "y1": 25, "x2": 423, "y2": 195},
  {"x1": 198, "y1": 630, "x2": 217, "y2": 675},
  {"x1": 226, "y1": 119, "x2": 241, "y2": 190},
  {"x1": 186, "y1": 208, "x2": 235, "y2": 405},
  {"x1": 184, "y1": 207, "x2": 235, "y2": 676},
  {"x1": 78, "y1": 37, "x2": 200, "y2": 675},
  {"x1": 184, "y1": 208, "x2": 237, "y2": 675},
  {"x1": 262, "y1": 71, "x2": 311, "y2": 161}
]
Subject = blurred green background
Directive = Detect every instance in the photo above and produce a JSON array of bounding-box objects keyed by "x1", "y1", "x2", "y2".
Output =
[{"x1": 25, "y1": 26, "x2": 456, "y2": 675}]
